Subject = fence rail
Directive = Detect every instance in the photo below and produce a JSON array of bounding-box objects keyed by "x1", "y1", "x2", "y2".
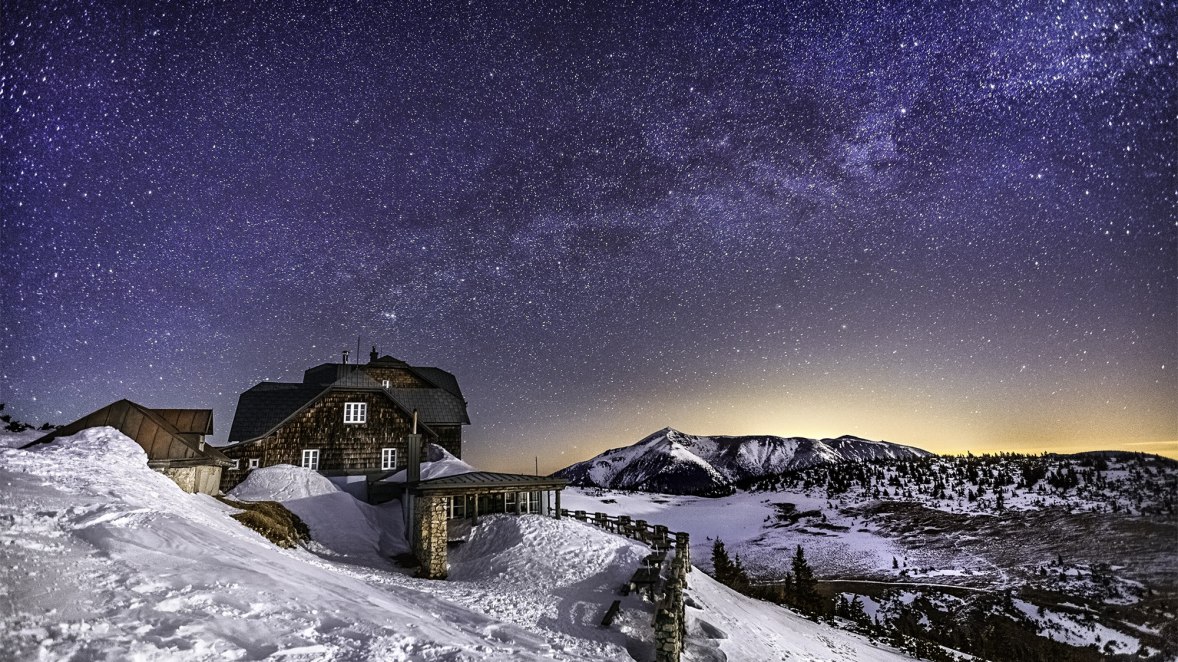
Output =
[{"x1": 561, "y1": 509, "x2": 690, "y2": 662}]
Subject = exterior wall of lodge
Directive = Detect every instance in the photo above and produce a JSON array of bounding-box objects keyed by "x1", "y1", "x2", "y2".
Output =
[
  {"x1": 218, "y1": 390, "x2": 435, "y2": 492},
  {"x1": 160, "y1": 465, "x2": 222, "y2": 495},
  {"x1": 359, "y1": 366, "x2": 433, "y2": 389}
]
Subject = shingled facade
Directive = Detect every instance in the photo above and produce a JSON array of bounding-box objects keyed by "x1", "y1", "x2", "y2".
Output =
[{"x1": 219, "y1": 349, "x2": 470, "y2": 494}]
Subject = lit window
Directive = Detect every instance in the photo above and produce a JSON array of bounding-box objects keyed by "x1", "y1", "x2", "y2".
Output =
[
  {"x1": 248, "y1": 458, "x2": 260, "y2": 469},
  {"x1": 381, "y1": 379, "x2": 391, "y2": 389},
  {"x1": 231, "y1": 459, "x2": 240, "y2": 470},
  {"x1": 301, "y1": 449, "x2": 320, "y2": 470},
  {"x1": 343, "y1": 402, "x2": 367, "y2": 424},
  {"x1": 381, "y1": 448, "x2": 397, "y2": 470}
]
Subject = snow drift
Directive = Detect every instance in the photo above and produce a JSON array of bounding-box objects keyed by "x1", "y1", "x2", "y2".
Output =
[{"x1": 228, "y1": 463, "x2": 340, "y2": 501}]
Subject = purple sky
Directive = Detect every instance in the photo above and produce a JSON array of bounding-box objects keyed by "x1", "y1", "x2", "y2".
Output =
[{"x1": 3, "y1": 1, "x2": 1175, "y2": 471}]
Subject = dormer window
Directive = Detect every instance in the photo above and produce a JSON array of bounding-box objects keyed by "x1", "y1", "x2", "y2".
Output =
[
  {"x1": 344, "y1": 402, "x2": 367, "y2": 424},
  {"x1": 381, "y1": 379, "x2": 391, "y2": 389}
]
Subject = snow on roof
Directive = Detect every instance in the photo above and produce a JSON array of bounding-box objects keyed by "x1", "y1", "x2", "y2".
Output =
[{"x1": 381, "y1": 443, "x2": 476, "y2": 483}]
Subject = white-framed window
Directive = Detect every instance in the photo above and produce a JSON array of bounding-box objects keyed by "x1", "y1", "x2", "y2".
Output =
[
  {"x1": 301, "y1": 449, "x2": 320, "y2": 470},
  {"x1": 381, "y1": 379, "x2": 391, "y2": 389},
  {"x1": 231, "y1": 459, "x2": 240, "y2": 470},
  {"x1": 448, "y1": 495, "x2": 467, "y2": 519},
  {"x1": 248, "y1": 458, "x2": 260, "y2": 469},
  {"x1": 343, "y1": 402, "x2": 367, "y2": 424},
  {"x1": 519, "y1": 491, "x2": 539, "y2": 514},
  {"x1": 381, "y1": 448, "x2": 397, "y2": 471}
]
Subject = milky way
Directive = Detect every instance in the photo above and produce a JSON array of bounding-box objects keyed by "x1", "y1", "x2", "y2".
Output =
[{"x1": 2, "y1": 1, "x2": 1175, "y2": 471}]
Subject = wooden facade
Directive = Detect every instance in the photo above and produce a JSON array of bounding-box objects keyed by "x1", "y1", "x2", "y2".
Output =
[{"x1": 220, "y1": 389, "x2": 437, "y2": 490}]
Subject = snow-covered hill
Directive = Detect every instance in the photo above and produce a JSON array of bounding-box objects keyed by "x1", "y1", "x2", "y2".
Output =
[
  {"x1": 0, "y1": 427, "x2": 917, "y2": 661},
  {"x1": 555, "y1": 427, "x2": 931, "y2": 495}
]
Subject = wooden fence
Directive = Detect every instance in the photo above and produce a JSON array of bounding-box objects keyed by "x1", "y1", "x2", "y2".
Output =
[{"x1": 561, "y1": 509, "x2": 690, "y2": 662}]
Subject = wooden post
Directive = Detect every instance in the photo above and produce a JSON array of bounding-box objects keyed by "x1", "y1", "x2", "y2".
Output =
[{"x1": 554, "y1": 490, "x2": 561, "y2": 519}]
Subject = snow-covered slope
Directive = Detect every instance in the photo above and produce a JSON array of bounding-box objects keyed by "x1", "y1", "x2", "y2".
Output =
[
  {"x1": 0, "y1": 426, "x2": 918, "y2": 661},
  {"x1": 556, "y1": 427, "x2": 931, "y2": 495}
]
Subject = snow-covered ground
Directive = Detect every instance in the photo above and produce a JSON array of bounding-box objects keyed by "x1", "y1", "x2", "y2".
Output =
[
  {"x1": 561, "y1": 487, "x2": 905, "y2": 579},
  {"x1": 0, "y1": 428, "x2": 916, "y2": 661}
]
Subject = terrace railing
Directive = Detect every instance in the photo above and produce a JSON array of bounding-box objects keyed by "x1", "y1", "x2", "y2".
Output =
[{"x1": 561, "y1": 509, "x2": 690, "y2": 662}]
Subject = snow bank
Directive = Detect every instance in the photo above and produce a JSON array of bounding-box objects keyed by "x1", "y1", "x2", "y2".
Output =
[
  {"x1": 228, "y1": 463, "x2": 340, "y2": 501},
  {"x1": 0, "y1": 429, "x2": 43, "y2": 449},
  {"x1": 381, "y1": 443, "x2": 475, "y2": 482},
  {"x1": 684, "y1": 567, "x2": 913, "y2": 661},
  {"x1": 226, "y1": 463, "x2": 409, "y2": 562},
  {"x1": 0, "y1": 428, "x2": 608, "y2": 660},
  {"x1": 285, "y1": 492, "x2": 410, "y2": 562}
]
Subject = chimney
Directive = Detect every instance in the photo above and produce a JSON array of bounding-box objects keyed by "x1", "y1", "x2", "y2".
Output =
[
  {"x1": 370, "y1": 345, "x2": 379, "y2": 363},
  {"x1": 342, "y1": 349, "x2": 350, "y2": 365},
  {"x1": 406, "y1": 409, "x2": 421, "y2": 483}
]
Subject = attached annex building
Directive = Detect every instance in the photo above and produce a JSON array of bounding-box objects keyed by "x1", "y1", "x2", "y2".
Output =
[
  {"x1": 219, "y1": 349, "x2": 470, "y2": 496},
  {"x1": 24, "y1": 399, "x2": 231, "y2": 494}
]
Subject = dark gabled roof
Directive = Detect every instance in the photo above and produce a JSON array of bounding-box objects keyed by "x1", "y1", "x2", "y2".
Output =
[
  {"x1": 369, "y1": 354, "x2": 410, "y2": 367},
  {"x1": 414, "y1": 471, "x2": 567, "y2": 493},
  {"x1": 227, "y1": 382, "x2": 326, "y2": 442},
  {"x1": 24, "y1": 399, "x2": 230, "y2": 467},
  {"x1": 152, "y1": 409, "x2": 214, "y2": 435},
  {"x1": 410, "y1": 366, "x2": 465, "y2": 400},
  {"x1": 231, "y1": 360, "x2": 469, "y2": 442},
  {"x1": 227, "y1": 370, "x2": 454, "y2": 444},
  {"x1": 388, "y1": 387, "x2": 470, "y2": 425}
]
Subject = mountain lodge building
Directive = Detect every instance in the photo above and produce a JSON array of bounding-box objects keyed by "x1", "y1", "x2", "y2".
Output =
[{"x1": 219, "y1": 348, "x2": 470, "y2": 496}]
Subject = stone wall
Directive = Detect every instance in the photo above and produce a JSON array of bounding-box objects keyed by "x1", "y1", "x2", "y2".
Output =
[
  {"x1": 414, "y1": 495, "x2": 449, "y2": 579},
  {"x1": 655, "y1": 534, "x2": 692, "y2": 662}
]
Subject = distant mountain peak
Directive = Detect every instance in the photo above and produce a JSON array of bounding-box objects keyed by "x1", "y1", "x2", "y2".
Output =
[{"x1": 555, "y1": 429, "x2": 932, "y2": 496}]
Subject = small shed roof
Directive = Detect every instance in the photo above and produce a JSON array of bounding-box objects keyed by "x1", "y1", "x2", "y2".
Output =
[
  {"x1": 152, "y1": 409, "x2": 214, "y2": 435},
  {"x1": 413, "y1": 471, "x2": 567, "y2": 494},
  {"x1": 25, "y1": 400, "x2": 230, "y2": 467}
]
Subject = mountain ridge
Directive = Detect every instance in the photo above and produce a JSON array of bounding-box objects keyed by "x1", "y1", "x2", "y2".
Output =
[{"x1": 554, "y1": 427, "x2": 933, "y2": 496}]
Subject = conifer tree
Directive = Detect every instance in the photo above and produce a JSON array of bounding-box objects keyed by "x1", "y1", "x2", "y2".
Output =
[
  {"x1": 711, "y1": 538, "x2": 733, "y2": 583},
  {"x1": 791, "y1": 545, "x2": 819, "y2": 613}
]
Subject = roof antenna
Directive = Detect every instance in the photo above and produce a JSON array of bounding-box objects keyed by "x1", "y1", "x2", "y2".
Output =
[{"x1": 356, "y1": 336, "x2": 361, "y2": 368}]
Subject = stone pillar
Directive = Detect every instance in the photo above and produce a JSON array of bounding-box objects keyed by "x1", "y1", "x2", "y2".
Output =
[
  {"x1": 414, "y1": 495, "x2": 449, "y2": 579},
  {"x1": 675, "y1": 532, "x2": 691, "y2": 572},
  {"x1": 654, "y1": 600, "x2": 682, "y2": 662}
]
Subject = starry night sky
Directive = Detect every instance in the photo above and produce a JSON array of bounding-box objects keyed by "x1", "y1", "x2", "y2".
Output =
[{"x1": 2, "y1": 1, "x2": 1175, "y2": 472}]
